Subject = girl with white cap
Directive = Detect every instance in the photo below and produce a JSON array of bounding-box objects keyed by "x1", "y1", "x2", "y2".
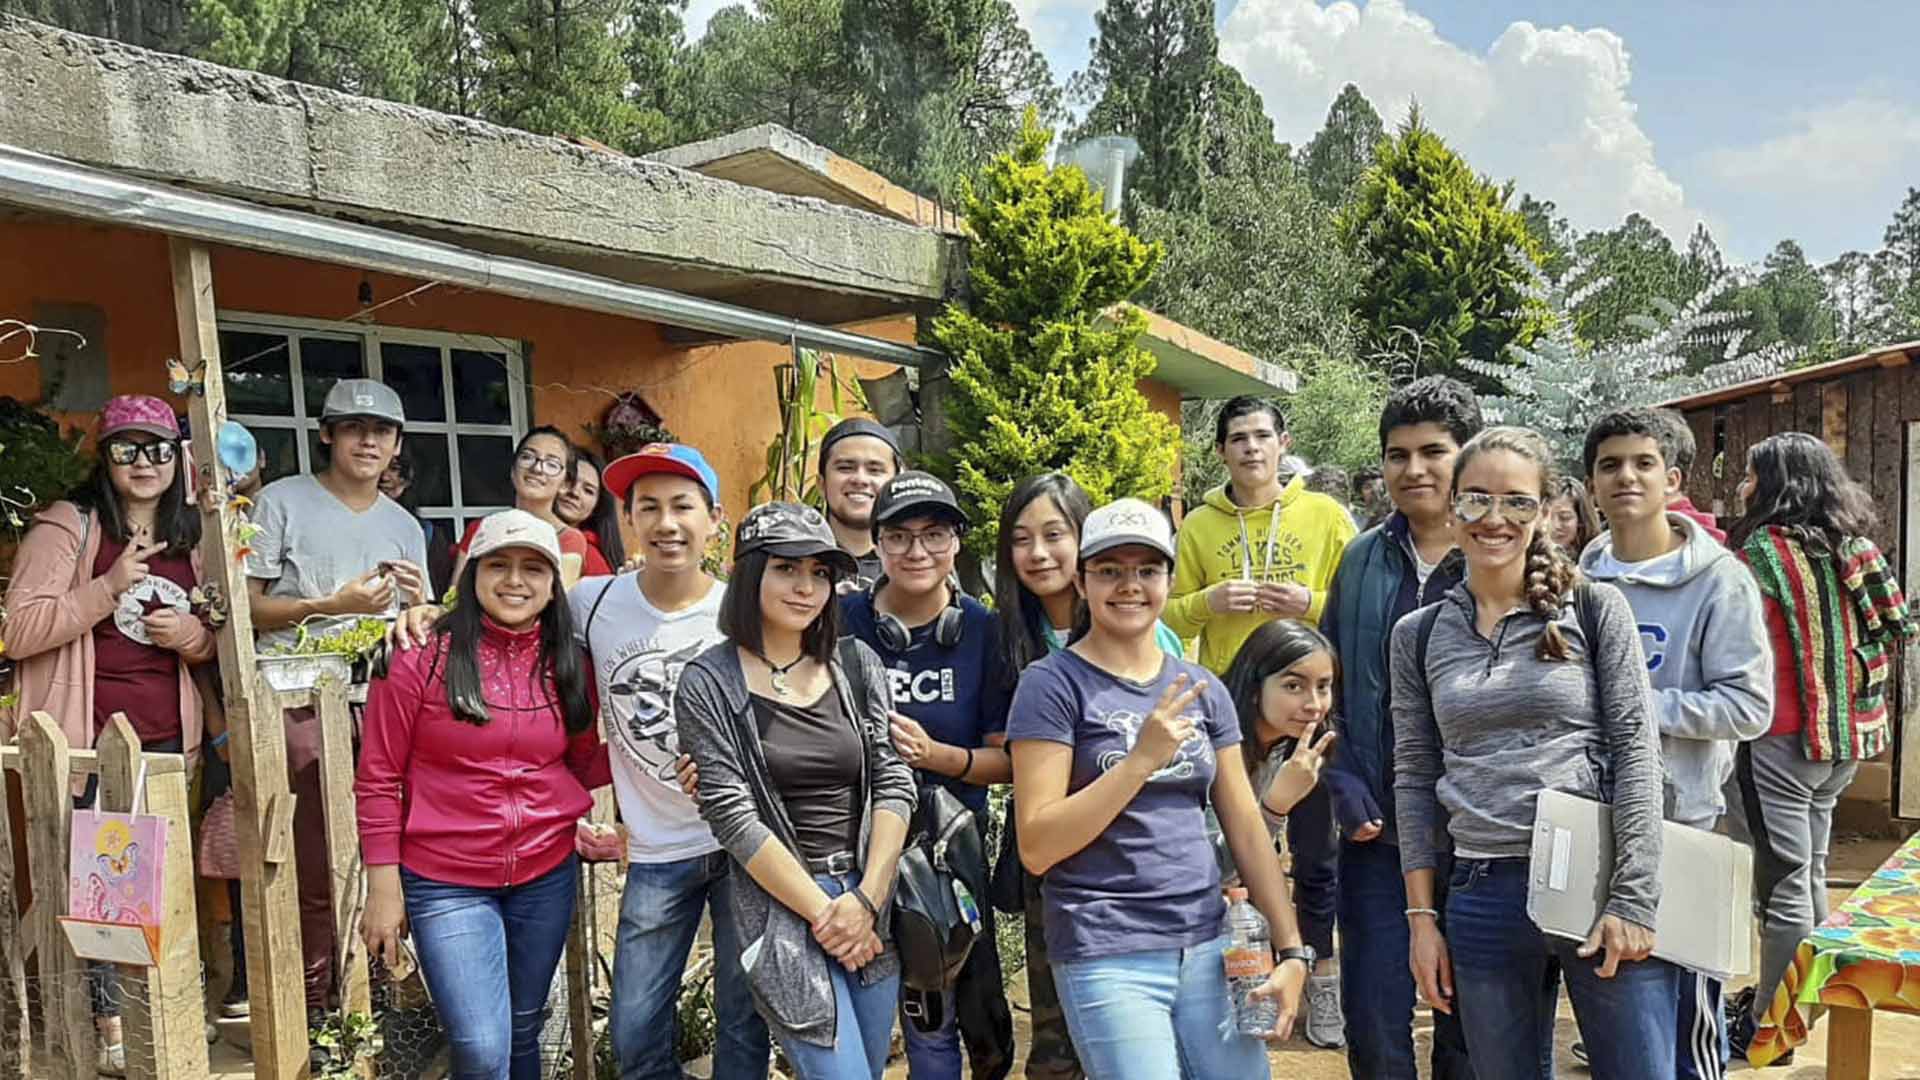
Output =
[{"x1": 357, "y1": 509, "x2": 611, "y2": 1080}]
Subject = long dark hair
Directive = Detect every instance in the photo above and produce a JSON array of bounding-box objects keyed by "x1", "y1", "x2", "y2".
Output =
[
  {"x1": 717, "y1": 549, "x2": 842, "y2": 664},
  {"x1": 1223, "y1": 620, "x2": 1336, "y2": 766},
  {"x1": 433, "y1": 555, "x2": 592, "y2": 733},
  {"x1": 1453, "y1": 426, "x2": 1579, "y2": 662},
  {"x1": 66, "y1": 446, "x2": 201, "y2": 554},
  {"x1": 995, "y1": 473, "x2": 1094, "y2": 682},
  {"x1": 1549, "y1": 476, "x2": 1599, "y2": 556},
  {"x1": 1729, "y1": 432, "x2": 1878, "y2": 555},
  {"x1": 569, "y1": 448, "x2": 627, "y2": 568}
]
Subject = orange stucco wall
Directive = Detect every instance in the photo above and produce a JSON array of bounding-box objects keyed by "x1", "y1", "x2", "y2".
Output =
[{"x1": 1, "y1": 217, "x2": 1185, "y2": 531}]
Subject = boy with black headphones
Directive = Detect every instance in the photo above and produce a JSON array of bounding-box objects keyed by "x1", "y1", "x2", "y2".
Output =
[{"x1": 839, "y1": 470, "x2": 1015, "y2": 1080}]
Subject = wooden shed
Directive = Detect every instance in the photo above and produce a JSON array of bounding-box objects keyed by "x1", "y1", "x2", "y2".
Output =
[{"x1": 1663, "y1": 340, "x2": 1920, "y2": 827}]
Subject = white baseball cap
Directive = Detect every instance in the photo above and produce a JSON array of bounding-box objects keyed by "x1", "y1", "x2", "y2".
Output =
[
  {"x1": 1080, "y1": 498, "x2": 1176, "y2": 562},
  {"x1": 466, "y1": 509, "x2": 562, "y2": 571}
]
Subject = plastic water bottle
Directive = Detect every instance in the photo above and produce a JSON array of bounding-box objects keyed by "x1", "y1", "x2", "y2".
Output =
[{"x1": 1223, "y1": 887, "x2": 1278, "y2": 1036}]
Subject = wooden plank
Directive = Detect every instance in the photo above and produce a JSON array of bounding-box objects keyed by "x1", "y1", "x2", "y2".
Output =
[
  {"x1": 21, "y1": 714, "x2": 90, "y2": 1080},
  {"x1": 0, "y1": 740, "x2": 28, "y2": 1080},
  {"x1": 1904, "y1": 419, "x2": 1920, "y2": 820},
  {"x1": 0, "y1": 747, "x2": 182, "y2": 776},
  {"x1": 1850, "y1": 371, "x2": 1878, "y2": 503},
  {"x1": 1875, "y1": 366, "x2": 1904, "y2": 559},
  {"x1": 312, "y1": 675, "x2": 369, "y2": 1033},
  {"x1": 1824, "y1": 383, "x2": 1850, "y2": 461},
  {"x1": 1797, "y1": 380, "x2": 1823, "y2": 441},
  {"x1": 172, "y1": 238, "x2": 310, "y2": 1080},
  {"x1": 1723, "y1": 402, "x2": 1750, "y2": 519},
  {"x1": 96, "y1": 717, "x2": 208, "y2": 1080},
  {"x1": 1683, "y1": 409, "x2": 1714, "y2": 506},
  {"x1": 1826, "y1": 1004, "x2": 1873, "y2": 1080}
]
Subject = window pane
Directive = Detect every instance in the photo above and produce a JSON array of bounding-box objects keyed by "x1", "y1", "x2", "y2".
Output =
[
  {"x1": 401, "y1": 433, "x2": 453, "y2": 508},
  {"x1": 254, "y1": 427, "x2": 301, "y2": 485},
  {"x1": 307, "y1": 428, "x2": 326, "y2": 475},
  {"x1": 221, "y1": 331, "x2": 293, "y2": 415},
  {"x1": 300, "y1": 336, "x2": 367, "y2": 417},
  {"x1": 452, "y1": 349, "x2": 512, "y2": 424},
  {"x1": 381, "y1": 342, "x2": 446, "y2": 424},
  {"x1": 459, "y1": 435, "x2": 516, "y2": 506}
]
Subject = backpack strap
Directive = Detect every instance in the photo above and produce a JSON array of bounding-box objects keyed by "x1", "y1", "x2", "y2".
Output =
[
  {"x1": 1572, "y1": 582, "x2": 1601, "y2": 650},
  {"x1": 1413, "y1": 602, "x2": 1444, "y2": 687},
  {"x1": 580, "y1": 576, "x2": 616, "y2": 646}
]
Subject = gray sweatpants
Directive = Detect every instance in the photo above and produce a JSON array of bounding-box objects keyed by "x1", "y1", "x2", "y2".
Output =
[{"x1": 1734, "y1": 732, "x2": 1856, "y2": 1022}]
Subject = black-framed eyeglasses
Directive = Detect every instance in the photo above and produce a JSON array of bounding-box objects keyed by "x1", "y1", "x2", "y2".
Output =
[
  {"x1": 104, "y1": 440, "x2": 179, "y2": 467},
  {"x1": 515, "y1": 449, "x2": 568, "y2": 477},
  {"x1": 878, "y1": 524, "x2": 959, "y2": 556},
  {"x1": 1452, "y1": 492, "x2": 1542, "y2": 526}
]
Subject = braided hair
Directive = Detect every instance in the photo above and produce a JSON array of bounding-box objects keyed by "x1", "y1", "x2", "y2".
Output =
[{"x1": 1452, "y1": 426, "x2": 1580, "y2": 662}]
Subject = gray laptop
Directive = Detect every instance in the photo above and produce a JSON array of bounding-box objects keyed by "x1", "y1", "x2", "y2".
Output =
[{"x1": 1527, "y1": 789, "x2": 1754, "y2": 981}]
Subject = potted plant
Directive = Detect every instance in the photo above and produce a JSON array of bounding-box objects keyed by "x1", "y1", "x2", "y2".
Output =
[{"x1": 256, "y1": 617, "x2": 390, "y2": 692}]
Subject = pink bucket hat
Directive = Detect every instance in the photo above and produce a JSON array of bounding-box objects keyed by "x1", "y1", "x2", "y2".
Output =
[{"x1": 99, "y1": 395, "x2": 181, "y2": 440}]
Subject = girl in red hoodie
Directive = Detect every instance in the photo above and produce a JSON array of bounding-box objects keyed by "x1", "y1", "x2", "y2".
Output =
[{"x1": 357, "y1": 509, "x2": 610, "y2": 1080}]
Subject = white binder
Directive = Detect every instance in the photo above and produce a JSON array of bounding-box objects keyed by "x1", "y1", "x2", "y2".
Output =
[{"x1": 1526, "y1": 789, "x2": 1754, "y2": 982}]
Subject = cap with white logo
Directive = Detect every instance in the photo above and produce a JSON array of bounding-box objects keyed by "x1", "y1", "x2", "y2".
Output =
[
  {"x1": 1080, "y1": 498, "x2": 1176, "y2": 563},
  {"x1": 466, "y1": 509, "x2": 562, "y2": 572},
  {"x1": 320, "y1": 378, "x2": 406, "y2": 428}
]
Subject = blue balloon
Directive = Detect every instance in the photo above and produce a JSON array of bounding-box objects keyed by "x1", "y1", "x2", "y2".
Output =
[{"x1": 217, "y1": 421, "x2": 258, "y2": 477}]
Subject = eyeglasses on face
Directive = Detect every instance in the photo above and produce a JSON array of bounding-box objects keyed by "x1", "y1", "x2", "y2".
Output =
[
  {"x1": 1086, "y1": 564, "x2": 1168, "y2": 587},
  {"x1": 104, "y1": 440, "x2": 179, "y2": 467},
  {"x1": 878, "y1": 525, "x2": 959, "y2": 556},
  {"x1": 1452, "y1": 492, "x2": 1543, "y2": 526},
  {"x1": 515, "y1": 449, "x2": 568, "y2": 477}
]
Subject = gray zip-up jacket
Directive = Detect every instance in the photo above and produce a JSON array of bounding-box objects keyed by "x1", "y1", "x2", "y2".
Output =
[
  {"x1": 674, "y1": 638, "x2": 917, "y2": 1047},
  {"x1": 1579, "y1": 514, "x2": 1774, "y2": 828},
  {"x1": 1391, "y1": 581, "x2": 1664, "y2": 929}
]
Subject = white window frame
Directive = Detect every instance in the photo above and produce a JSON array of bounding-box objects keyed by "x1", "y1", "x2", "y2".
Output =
[{"x1": 217, "y1": 311, "x2": 528, "y2": 535}]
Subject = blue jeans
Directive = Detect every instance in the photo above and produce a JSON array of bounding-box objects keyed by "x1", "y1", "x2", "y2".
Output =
[
  {"x1": 611, "y1": 851, "x2": 769, "y2": 1080},
  {"x1": 1445, "y1": 858, "x2": 1678, "y2": 1080},
  {"x1": 778, "y1": 874, "x2": 901, "y2": 1080},
  {"x1": 403, "y1": 857, "x2": 579, "y2": 1080},
  {"x1": 1336, "y1": 839, "x2": 1475, "y2": 1080},
  {"x1": 1053, "y1": 934, "x2": 1269, "y2": 1080},
  {"x1": 1678, "y1": 971, "x2": 1728, "y2": 1080}
]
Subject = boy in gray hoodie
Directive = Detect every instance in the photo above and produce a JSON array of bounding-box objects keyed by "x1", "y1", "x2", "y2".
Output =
[{"x1": 1579, "y1": 407, "x2": 1773, "y2": 1080}]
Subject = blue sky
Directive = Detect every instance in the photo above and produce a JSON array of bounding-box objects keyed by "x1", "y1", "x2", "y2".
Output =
[{"x1": 681, "y1": 0, "x2": 1920, "y2": 264}]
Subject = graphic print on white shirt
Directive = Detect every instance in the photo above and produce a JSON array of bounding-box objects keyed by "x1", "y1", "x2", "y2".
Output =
[{"x1": 604, "y1": 635, "x2": 709, "y2": 782}]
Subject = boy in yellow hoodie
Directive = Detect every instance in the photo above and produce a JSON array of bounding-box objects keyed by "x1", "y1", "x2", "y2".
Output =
[{"x1": 1168, "y1": 396, "x2": 1356, "y2": 674}]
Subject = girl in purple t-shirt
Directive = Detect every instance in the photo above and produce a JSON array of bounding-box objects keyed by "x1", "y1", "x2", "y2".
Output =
[{"x1": 1007, "y1": 498, "x2": 1309, "y2": 1080}]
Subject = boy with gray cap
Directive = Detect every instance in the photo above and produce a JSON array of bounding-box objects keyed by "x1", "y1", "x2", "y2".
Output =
[
  {"x1": 818, "y1": 417, "x2": 903, "y2": 590},
  {"x1": 246, "y1": 377, "x2": 430, "y2": 1051}
]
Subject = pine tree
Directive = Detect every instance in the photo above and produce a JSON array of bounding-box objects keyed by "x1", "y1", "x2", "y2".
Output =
[
  {"x1": 1462, "y1": 264, "x2": 1795, "y2": 471},
  {"x1": 1883, "y1": 186, "x2": 1920, "y2": 289},
  {"x1": 186, "y1": 0, "x2": 305, "y2": 71},
  {"x1": 475, "y1": 0, "x2": 642, "y2": 147},
  {"x1": 1301, "y1": 84, "x2": 1383, "y2": 207},
  {"x1": 1068, "y1": 0, "x2": 1218, "y2": 213},
  {"x1": 624, "y1": 0, "x2": 691, "y2": 151},
  {"x1": 930, "y1": 112, "x2": 1178, "y2": 559},
  {"x1": 1337, "y1": 109, "x2": 1546, "y2": 381}
]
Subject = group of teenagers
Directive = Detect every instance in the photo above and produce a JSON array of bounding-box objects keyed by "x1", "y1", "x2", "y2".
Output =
[{"x1": 3, "y1": 369, "x2": 1910, "y2": 1080}]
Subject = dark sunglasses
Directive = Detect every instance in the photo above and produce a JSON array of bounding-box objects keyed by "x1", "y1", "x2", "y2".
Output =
[
  {"x1": 104, "y1": 440, "x2": 179, "y2": 467},
  {"x1": 1452, "y1": 492, "x2": 1542, "y2": 526}
]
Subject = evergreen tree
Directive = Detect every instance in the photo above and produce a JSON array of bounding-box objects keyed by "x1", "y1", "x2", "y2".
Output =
[
  {"x1": 678, "y1": 0, "x2": 857, "y2": 149},
  {"x1": 1883, "y1": 186, "x2": 1920, "y2": 289},
  {"x1": 3, "y1": 0, "x2": 189, "y2": 49},
  {"x1": 284, "y1": 0, "x2": 450, "y2": 103},
  {"x1": 1198, "y1": 61, "x2": 1287, "y2": 181},
  {"x1": 1728, "y1": 240, "x2": 1838, "y2": 361},
  {"x1": 1337, "y1": 110, "x2": 1546, "y2": 382},
  {"x1": 1301, "y1": 84, "x2": 1383, "y2": 207},
  {"x1": 1069, "y1": 0, "x2": 1218, "y2": 212},
  {"x1": 187, "y1": 0, "x2": 304, "y2": 71},
  {"x1": 625, "y1": 0, "x2": 692, "y2": 151},
  {"x1": 1570, "y1": 213, "x2": 1709, "y2": 347},
  {"x1": 475, "y1": 0, "x2": 642, "y2": 147},
  {"x1": 1517, "y1": 193, "x2": 1572, "y2": 276},
  {"x1": 930, "y1": 112, "x2": 1177, "y2": 559}
]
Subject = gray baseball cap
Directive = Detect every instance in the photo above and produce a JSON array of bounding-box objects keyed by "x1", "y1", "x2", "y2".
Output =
[{"x1": 321, "y1": 378, "x2": 406, "y2": 428}]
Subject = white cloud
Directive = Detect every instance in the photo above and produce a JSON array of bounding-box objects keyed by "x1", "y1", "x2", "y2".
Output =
[
  {"x1": 1700, "y1": 97, "x2": 1920, "y2": 198},
  {"x1": 1218, "y1": 0, "x2": 1707, "y2": 245},
  {"x1": 683, "y1": 0, "x2": 729, "y2": 41}
]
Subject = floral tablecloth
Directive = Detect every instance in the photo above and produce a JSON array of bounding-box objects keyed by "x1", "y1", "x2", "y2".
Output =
[{"x1": 1749, "y1": 831, "x2": 1920, "y2": 1067}]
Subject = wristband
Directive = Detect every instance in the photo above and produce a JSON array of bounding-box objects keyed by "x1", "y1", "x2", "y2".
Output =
[
  {"x1": 961, "y1": 747, "x2": 974, "y2": 781},
  {"x1": 209, "y1": 731, "x2": 229, "y2": 750},
  {"x1": 1405, "y1": 907, "x2": 1439, "y2": 919},
  {"x1": 849, "y1": 885, "x2": 882, "y2": 920}
]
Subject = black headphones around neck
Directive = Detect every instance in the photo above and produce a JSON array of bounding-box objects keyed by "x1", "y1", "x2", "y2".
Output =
[{"x1": 871, "y1": 575, "x2": 966, "y2": 653}]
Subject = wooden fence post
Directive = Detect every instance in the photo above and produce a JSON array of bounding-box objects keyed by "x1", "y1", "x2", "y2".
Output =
[
  {"x1": 0, "y1": 747, "x2": 28, "y2": 1080},
  {"x1": 313, "y1": 676, "x2": 369, "y2": 1028},
  {"x1": 171, "y1": 237, "x2": 310, "y2": 1079},
  {"x1": 96, "y1": 716, "x2": 208, "y2": 1080},
  {"x1": 20, "y1": 714, "x2": 90, "y2": 1080}
]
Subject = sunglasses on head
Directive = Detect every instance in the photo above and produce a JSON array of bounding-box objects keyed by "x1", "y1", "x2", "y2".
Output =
[
  {"x1": 1452, "y1": 492, "x2": 1542, "y2": 526},
  {"x1": 104, "y1": 440, "x2": 179, "y2": 467}
]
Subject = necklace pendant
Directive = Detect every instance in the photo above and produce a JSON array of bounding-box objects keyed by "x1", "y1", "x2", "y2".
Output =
[{"x1": 770, "y1": 670, "x2": 794, "y2": 698}]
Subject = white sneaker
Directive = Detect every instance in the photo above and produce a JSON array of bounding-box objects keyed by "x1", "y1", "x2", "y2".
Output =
[
  {"x1": 96, "y1": 1040, "x2": 126, "y2": 1077},
  {"x1": 1304, "y1": 972, "x2": 1346, "y2": 1049}
]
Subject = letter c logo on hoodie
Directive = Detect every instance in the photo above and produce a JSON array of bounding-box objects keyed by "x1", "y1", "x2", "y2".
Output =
[{"x1": 1638, "y1": 622, "x2": 1669, "y2": 672}]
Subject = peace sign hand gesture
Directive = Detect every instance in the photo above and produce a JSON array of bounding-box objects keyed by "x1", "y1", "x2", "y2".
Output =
[
  {"x1": 105, "y1": 534, "x2": 168, "y2": 597},
  {"x1": 1127, "y1": 673, "x2": 1207, "y2": 773},
  {"x1": 1264, "y1": 721, "x2": 1338, "y2": 817}
]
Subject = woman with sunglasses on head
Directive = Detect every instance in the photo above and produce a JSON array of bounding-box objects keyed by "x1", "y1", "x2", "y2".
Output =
[
  {"x1": 358, "y1": 510, "x2": 611, "y2": 1080},
  {"x1": 5, "y1": 395, "x2": 216, "y2": 1076},
  {"x1": 452, "y1": 426, "x2": 611, "y2": 581},
  {"x1": 1725, "y1": 433, "x2": 1915, "y2": 1063},
  {"x1": 675, "y1": 503, "x2": 916, "y2": 1080},
  {"x1": 555, "y1": 447, "x2": 628, "y2": 573},
  {"x1": 1008, "y1": 498, "x2": 1307, "y2": 1080},
  {"x1": 1394, "y1": 426, "x2": 1673, "y2": 1079}
]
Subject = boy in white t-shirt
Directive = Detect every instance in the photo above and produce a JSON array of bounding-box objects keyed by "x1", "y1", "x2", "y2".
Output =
[{"x1": 569, "y1": 444, "x2": 771, "y2": 1080}]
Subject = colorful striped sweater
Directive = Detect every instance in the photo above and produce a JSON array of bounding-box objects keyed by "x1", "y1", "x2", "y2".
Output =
[{"x1": 1739, "y1": 526, "x2": 1917, "y2": 761}]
